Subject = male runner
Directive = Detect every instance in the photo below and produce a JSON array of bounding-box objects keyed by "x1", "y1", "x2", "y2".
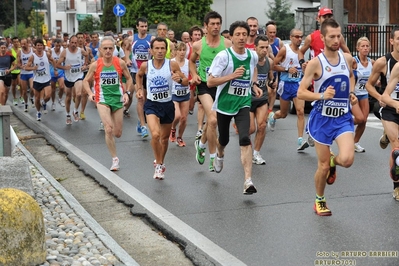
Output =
[
  {"x1": 17, "y1": 38, "x2": 34, "y2": 112},
  {"x1": 190, "y1": 11, "x2": 232, "y2": 171}
]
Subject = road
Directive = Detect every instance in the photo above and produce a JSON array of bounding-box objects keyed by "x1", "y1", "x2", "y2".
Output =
[{"x1": 12, "y1": 98, "x2": 399, "y2": 266}]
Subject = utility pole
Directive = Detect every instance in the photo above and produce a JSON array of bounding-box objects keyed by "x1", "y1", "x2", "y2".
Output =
[{"x1": 14, "y1": 0, "x2": 17, "y2": 36}]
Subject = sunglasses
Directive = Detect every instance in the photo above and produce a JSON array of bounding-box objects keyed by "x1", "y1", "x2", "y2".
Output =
[{"x1": 291, "y1": 35, "x2": 303, "y2": 39}]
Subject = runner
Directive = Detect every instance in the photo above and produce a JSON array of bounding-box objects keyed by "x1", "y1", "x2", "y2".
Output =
[
  {"x1": 207, "y1": 20, "x2": 262, "y2": 194},
  {"x1": 17, "y1": 38, "x2": 33, "y2": 112},
  {"x1": 83, "y1": 36, "x2": 133, "y2": 171},
  {"x1": 10, "y1": 37, "x2": 21, "y2": 106},
  {"x1": 0, "y1": 41, "x2": 16, "y2": 105},
  {"x1": 250, "y1": 35, "x2": 274, "y2": 165},
  {"x1": 352, "y1": 37, "x2": 374, "y2": 152},
  {"x1": 269, "y1": 28, "x2": 309, "y2": 151},
  {"x1": 190, "y1": 11, "x2": 232, "y2": 171},
  {"x1": 297, "y1": 19, "x2": 357, "y2": 216},
  {"x1": 156, "y1": 23, "x2": 173, "y2": 59},
  {"x1": 77, "y1": 32, "x2": 93, "y2": 120},
  {"x1": 49, "y1": 38, "x2": 66, "y2": 111},
  {"x1": 135, "y1": 37, "x2": 189, "y2": 180},
  {"x1": 25, "y1": 39, "x2": 54, "y2": 121},
  {"x1": 265, "y1": 21, "x2": 283, "y2": 114},
  {"x1": 365, "y1": 27, "x2": 399, "y2": 150},
  {"x1": 125, "y1": 17, "x2": 154, "y2": 138},
  {"x1": 169, "y1": 42, "x2": 190, "y2": 147},
  {"x1": 56, "y1": 35, "x2": 87, "y2": 124}
]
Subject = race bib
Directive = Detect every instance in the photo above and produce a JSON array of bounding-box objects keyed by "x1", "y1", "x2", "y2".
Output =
[
  {"x1": 228, "y1": 79, "x2": 250, "y2": 97},
  {"x1": 0, "y1": 69, "x2": 6, "y2": 76},
  {"x1": 288, "y1": 68, "x2": 302, "y2": 79},
  {"x1": 174, "y1": 84, "x2": 189, "y2": 96},
  {"x1": 205, "y1": 66, "x2": 210, "y2": 81},
  {"x1": 135, "y1": 49, "x2": 149, "y2": 60},
  {"x1": 150, "y1": 85, "x2": 169, "y2": 101},
  {"x1": 390, "y1": 83, "x2": 399, "y2": 100},
  {"x1": 70, "y1": 64, "x2": 81, "y2": 74},
  {"x1": 36, "y1": 68, "x2": 47, "y2": 77},
  {"x1": 321, "y1": 98, "x2": 349, "y2": 117},
  {"x1": 257, "y1": 74, "x2": 267, "y2": 88},
  {"x1": 100, "y1": 72, "x2": 119, "y2": 85}
]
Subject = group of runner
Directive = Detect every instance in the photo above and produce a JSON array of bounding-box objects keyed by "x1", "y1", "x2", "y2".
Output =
[{"x1": 2, "y1": 7, "x2": 399, "y2": 216}]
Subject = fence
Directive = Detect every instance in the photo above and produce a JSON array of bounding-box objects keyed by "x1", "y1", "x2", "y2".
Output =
[{"x1": 343, "y1": 24, "x2": 398, "y2": 60}]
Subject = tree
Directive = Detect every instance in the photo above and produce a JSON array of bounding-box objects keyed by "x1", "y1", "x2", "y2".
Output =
[
  {"x1": 101, "y1": 0, "x2": 117, "y2": 32},
  {"x1": 0, "y1": 0, "x2": 30, "y2": 30},
  {"x1": 121, "y1": 0, "x2": 211, "y2": 32},
  {"x1": 2, "y1": 23, "x2": 32, "y2": 38},
  {"x1": 168, "y1": 12, "x2": 201, "y2": 38},
  {"x1": 265, "y1": 0, "x2": 295, "y2": 39},
  {"x1": 27, "y1": 9, "x2": 45, "y2": 37},
  {"x1": 79, "y1": 16, "x2": 101, "y2": 33}
]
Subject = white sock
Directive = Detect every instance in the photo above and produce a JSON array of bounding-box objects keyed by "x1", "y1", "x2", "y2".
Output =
[
  {"x1": 253, "y1": 150, "x2": 259, "y2": 156},
  {"x1": 199, "y1": 141, "x2": 206, "y2": 149},
  {"x1": 395, "y1": 156, "x2": 399, "y2": 166}
]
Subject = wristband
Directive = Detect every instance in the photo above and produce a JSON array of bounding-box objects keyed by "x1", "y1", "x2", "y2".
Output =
[
  {"x1": 349, "y1": 91, "x2": 356, "y2": 96},
  {"x1": 320, "y1": 93, "x2": 324, "y2": 100}
]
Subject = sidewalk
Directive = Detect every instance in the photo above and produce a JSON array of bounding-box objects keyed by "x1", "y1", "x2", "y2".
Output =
[{"x1": 6, "y1": 113, "x2": 194, "y2": 266}]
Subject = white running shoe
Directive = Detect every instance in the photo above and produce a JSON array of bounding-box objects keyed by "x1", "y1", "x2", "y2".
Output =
[
  {"x1": 252, "y1": 154, "x2": 266, "y2": 165},
  {"x1": 354, "y1": 143, "x2": 365, "y2": 153},
  {"x1": 110, "y1": 157, "x2": 120, "y2": 171},
  {"x1": 243, "y1": 179, "x2": 257, "y2": 195},
  {"x1": 213, "y1": 156, "x2": 224, "y2": 173},
  {"x1": 153, "y1": 164, "x2": 165, "y2": 180}
]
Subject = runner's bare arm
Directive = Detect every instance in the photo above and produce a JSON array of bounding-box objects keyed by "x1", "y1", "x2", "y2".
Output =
[
  {"x1": 381, "y1": 63, "x2": 399, "y2": 110},
  {"x1": 170, "y1": 61, "x2": 189, "y2": 86},
  {"x1": 83, "y1": 62, "x2": 97, "y2": 100}
]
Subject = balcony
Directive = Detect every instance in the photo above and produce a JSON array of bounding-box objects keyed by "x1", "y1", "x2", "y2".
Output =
[
  {"x1": 56, "y1": 0, "x2": 77, "y2": 12},
  {"x1": 86, "y1": 1, "x2": 103, "y2": 14},
  {"x1": 32, "y1": 1, "x2": 48, "y2": 12}
]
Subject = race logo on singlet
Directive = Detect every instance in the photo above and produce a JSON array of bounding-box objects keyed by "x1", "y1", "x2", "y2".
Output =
[{"x1": 37, "y1": 62, "x2": 47, "y2": 76}]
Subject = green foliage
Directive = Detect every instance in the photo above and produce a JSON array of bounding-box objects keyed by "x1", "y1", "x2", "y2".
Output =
[
  {"x1": 79, "y1": 16, "x2": 101, "y2": 33},
  {"x1": 101, "y1": 0, "x2": 117, "y2": 32},
  {"x1": 168, "y1": 12, "x2": 202, "y2": 37},
  {"x1": 2, "y1": 23, "x2": 32, "y2": 38},
  {"x1": 121, "y1": 0, "x2": 211, "y2": 34},
  {"x1": 0, "y1": 0, "x2": 30, "y2": 30},
  {"x1": 27, "y1": 9, "x2": 45, "y2": 37},
  {"x1": 266, "y1": 0, "x2": 295, "y2": 34}
]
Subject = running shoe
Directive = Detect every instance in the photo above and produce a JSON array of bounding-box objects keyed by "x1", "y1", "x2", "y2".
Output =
[
  {"x1": 326, "y1": 151, "x2": 337, "y2": 185},
  {"x1": 268, "y1": 112, "x2": 276, "y2": 131},
  {"x1": 390, "y1": 149, "x2": 399, "y2": 182},
  {"x1": 393, "y1": 187, "x2": 399, "y2": 201},
  {"x1": 58, "y1": 98, "x2": 65, "y2": 107},
  {"x1": 195, "y1": 139, "x2": 206, "y2": 165},
  {"x1": 110, "y1": 157, "x2": 120, "y2": 171},
  {"x1": 153, "y1": 164, "x2": 165, "y2": 180},
  {"x1": 243, "y1": 179, "x2": 257, "y2": 195},
  {"x1": 313, "y1": 201, "x2": 332, "y2": 216},
  {"x1": 136, "y1": 121, "x2": 142, "y2": 134},
  {"x1": 176, "y1": 137, "x2": 186, "y2": 147},
  {"x1": 141, "y1": 126, "x2": 149, "y2": 138},
  {"x1": 73, "y1": 112, "x2": 79, "y2": 122},
  {"x1": 51, "y1": 102, "x2": 56, "y2": 111},
  {"x1": 153, "y1": 160, "x2": 166, "y2": 173},
  {"x1": 209, "y1": 157, "x2": 215, "y2": 172},
  {"x1": 379, "y1": 132, "x2": 389, "y2": 149},
  {"x1": 189, "y1": 109, "x2": 194, "y2": 115},
  {"x1": 42, "y1": 102, "x2": 47, "y2": 114},
  {"x1": 252, "y1": 154, "x2": 266, "y2": 165},
  {"x1": 297, "y1": 137, "x2": 309, "y2": 151},
  {"x1": 30, "y1": 97, "x2": 34, "y2": 106},
  {"x1": 99, "y1": 121, "x2": 104, "y2": 131},
  {"x1": 354, "y1": 143, "x2": 365, "y2": 153},
  {"x1": 19, "y1": 97, "x2": 25, "y2": 105},
  {"x1": 169, "y1": 128, "x2": 176, "y2": 142},
  {"x1": 123, "y1": 109, "x2": 130, "y2": 117},
  {"x1": 36, "y1": 112, "x2": 42, "y2": 121},
  {"x1": 195, "y1": 129, "x2": 203, "y2": 140},
  {"x1": 13, "y1": 99, "x2": 18, "y2": 106},
  {"x1": 80, "y1": 112, "x2": 86, "y2": 120},
  {"x1": 24, "y1": 104, "x2": 28, "y2": 112},
  {"x1": 213, "y1": 156, "x2": 224, "y2": 173},
  {"x1": 66, "y1": 115, "x2": 72, "y2": 125},
  {"x1": 307, "y1": 134, "x2": 315, "y2": 147}
]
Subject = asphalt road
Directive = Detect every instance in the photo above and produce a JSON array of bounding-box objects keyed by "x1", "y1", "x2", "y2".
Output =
[{"x1": 12, "y1": 97, "x2": 399, "y2": 266}]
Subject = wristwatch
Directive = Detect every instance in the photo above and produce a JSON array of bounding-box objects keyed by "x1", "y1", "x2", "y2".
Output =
[
  {"x1": 285, "y1": 66, "x2": 289, "y2": 72},
  {"x1": 179, "y1": 77, "x2": 183, "y2": 84},
  {"x1": 125, "y1": 91, "x2": 131, "y2": 98}
]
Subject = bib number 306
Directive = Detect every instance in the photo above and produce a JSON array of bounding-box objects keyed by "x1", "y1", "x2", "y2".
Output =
[{"x1": 153, "y1": 91, "x2": 169, "y2": 101}]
